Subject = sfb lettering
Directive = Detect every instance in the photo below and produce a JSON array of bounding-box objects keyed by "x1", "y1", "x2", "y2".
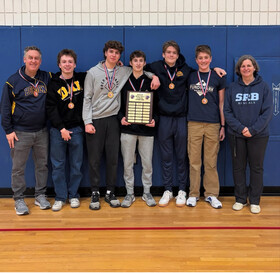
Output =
[
  {"x1": 57, "y1": 81, "x2": 81, "y2": 100},
  {"x1": 235, "y1": 93, "x2": 259, "y2": 102}
]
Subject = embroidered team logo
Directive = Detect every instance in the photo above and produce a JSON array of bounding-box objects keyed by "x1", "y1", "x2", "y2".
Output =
[{"x1": 176, "y1": 71, "x2": 183, "y2": 77}]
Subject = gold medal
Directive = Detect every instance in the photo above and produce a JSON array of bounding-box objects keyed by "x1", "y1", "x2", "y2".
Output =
[
  {"x1": 169, "y1": 83, "x2": 175, "y2": 89},
  {"x1": 33, "y1": 90, "x2": 38, "y2": 97},
  {"x1": 202, "y1": 98, "x2": 208, "y2": 104},
  {"x1": 108, "y1": 91, "x2": 114, "y2": 98},
  {"x1": 68, "y1": 102, "x2": 75, "y2": 109}
]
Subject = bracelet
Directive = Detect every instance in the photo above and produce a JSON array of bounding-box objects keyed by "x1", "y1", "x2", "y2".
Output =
[{"x1": 220, "y1": 125, "x2": 225, "y2": 128}]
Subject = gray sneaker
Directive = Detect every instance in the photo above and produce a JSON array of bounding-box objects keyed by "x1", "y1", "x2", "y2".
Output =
[
  {"x1": 105, "y1": 192, "x2": 121, "y2": 208},
  {"x1": 121, "y1": 194, "x2": 135, "y2": 208},
  {"x1": 89, "y1": 191, "x2": 100, "y2": 210},
  {"x1": 142, "y1": 193, "x2": 156, "y2": 207},
  {"x1": 15, "y1": 199, "x2": 29, "y2": 215},
  {"x1": 35, "y1": 195, "x2": 51, "y2": 210}
]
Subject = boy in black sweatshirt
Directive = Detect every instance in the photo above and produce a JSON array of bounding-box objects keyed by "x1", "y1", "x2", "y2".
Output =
[
  {"x1": 118, "y1": 50, "x2": 158, "y2": 208},
  {"x1": 46, "y1": 49, "x2": 86, "y2": 211}
]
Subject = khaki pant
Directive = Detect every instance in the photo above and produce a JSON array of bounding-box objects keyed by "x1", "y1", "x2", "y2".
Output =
[{"x1": 188, "y1": 121, "x2": 220, "y2": 197}]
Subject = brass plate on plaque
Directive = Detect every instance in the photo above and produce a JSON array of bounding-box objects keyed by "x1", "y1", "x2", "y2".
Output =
[{"x1": 126, "y1": 91, "x2": 153, "y2": 124}]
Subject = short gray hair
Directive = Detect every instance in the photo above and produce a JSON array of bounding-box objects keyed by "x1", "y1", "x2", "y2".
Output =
[{"x1": 24, "y1": 46, "x2": 42, "y2": 58}]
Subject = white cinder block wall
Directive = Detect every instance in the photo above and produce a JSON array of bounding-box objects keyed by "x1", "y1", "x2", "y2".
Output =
[{"x1": 0, "y1": 0, "x2": 279, "y2": 26}]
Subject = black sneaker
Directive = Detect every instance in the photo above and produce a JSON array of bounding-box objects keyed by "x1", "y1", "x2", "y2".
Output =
[
  {"x1": 105, "y1": 192, "x2": 120, "y2": 208},
  {"x1": 89, "y1": 191, "x2": 100, "y2": 210}
]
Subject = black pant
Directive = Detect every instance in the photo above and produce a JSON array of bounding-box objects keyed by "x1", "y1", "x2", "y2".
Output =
[
  {"x1": 228, "y1": 134, "x2": 269, "y2": 205},
  {"x1": 86, "y1": 116, "x2": 120, "y2": 192}
]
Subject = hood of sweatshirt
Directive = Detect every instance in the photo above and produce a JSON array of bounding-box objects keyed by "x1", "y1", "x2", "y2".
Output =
[{"x1": 237, "y1": 74, "x2": 263, "y2": 87}]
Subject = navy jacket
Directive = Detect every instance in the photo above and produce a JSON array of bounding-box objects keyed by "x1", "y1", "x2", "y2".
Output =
[
  {"x1": 224, "y1": 75, "x2": 273, "y2": 138},
  {"x1": 145, "y1": 54, "x2": 192, "y2": 117},
  {"x1": 0, "y1": 66, "x2": 51, "y2": 134}
]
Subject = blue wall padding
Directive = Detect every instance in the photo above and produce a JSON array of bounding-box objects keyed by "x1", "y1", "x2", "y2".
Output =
[{"x1": 0, "y1": 26, "x2": 279, "y2": 189}]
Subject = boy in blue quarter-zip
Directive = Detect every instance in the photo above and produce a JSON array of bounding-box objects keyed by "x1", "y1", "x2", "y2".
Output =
[
  {"x1": 0, "y1": 46, "x2": 52, "y2": 215},
  {"x1": 187, "y1": 45, "x2": 226, "y2": 209}
]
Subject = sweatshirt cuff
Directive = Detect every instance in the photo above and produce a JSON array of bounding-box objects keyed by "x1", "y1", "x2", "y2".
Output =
[
  {"x1": 5, "y1": 128, "x2": 14, "y2": 135},
  {"x1": 237, "y1": 125, "x2": 245, "y2": 134},
  {"x1": 84, "y1": 119, "x2": 92, "y2": 125},
  {"x1": 57, "y1": 124, "x2": 66, "y2": 131},
  {"x1": 248, "y1": 127, "x2": 256, "y2": 136}
]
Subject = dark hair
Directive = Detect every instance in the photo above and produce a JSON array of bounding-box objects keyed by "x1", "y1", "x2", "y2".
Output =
[
  {"x1": 24, "y1": 46, "x2": 42, "y2": 58},
  {"x1": 103, "y1": 40, "x2": 124, "y2": 59},
  {"x1": 235, "y1": 55, "x2": 259, "y2": 77},
  {"x1": 129, "y1": 50, "x2": 146, "y2": 62},
  {"x1": 162, "y1": 40, "x2": 180, "y2": 55},
  {"x1": 195, "y1": 45, "x2": 212, "y2": 58},
  {"x1": 57, "y1": 49, "x2": 77, "y2": 66}
]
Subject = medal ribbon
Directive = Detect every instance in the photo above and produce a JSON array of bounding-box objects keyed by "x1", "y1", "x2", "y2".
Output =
[
  {"x1": 103, "y1": 63, "x2": 116, "y2": 91},
  {"x1": 18, "y1": 69, "x2": 39, "y2": 91},
  {"x1": 164, "y1": 65, "x2": 177, "y2": 83},
  {"x1": 60, "y1": 75, "x2": 74, "y2": 102},
  {"x1": 197, "y1": 70, "x2": 211, "y2": 97},
  {"x1": 129, "y1": 78, "x2": 144, "y2": 91}
]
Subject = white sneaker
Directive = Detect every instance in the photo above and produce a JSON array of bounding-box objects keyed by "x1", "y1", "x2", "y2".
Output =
[
  {"x1": 159, "y1": 190, "x2": 173, "y2": 207},
  {"x1": 52, "y1": 200, "x2": 65, "y2": 211},
  {"x1": 70, "y1": 198, "x2": 80, "y2": 208},
  {"x1": 232, "y1": 202, "x2": 247, "y2": 211},
  {"x1": 205, "y1": 196, "x2": 222, "y2": 209},
  {"x1": 175, "y1": 190, "x2": 186, "y2": 207},
  {"x1": 250, "y1": 204, "x2": 261, "y2": 214},
  {"x1": 186, "y1": 197, "x2": 199, "y2": 207}
]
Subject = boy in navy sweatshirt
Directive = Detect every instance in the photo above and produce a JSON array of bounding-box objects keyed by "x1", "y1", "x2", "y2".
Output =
[{"x1": 187, "y1": 45, "x2": 226, "y2": 209}]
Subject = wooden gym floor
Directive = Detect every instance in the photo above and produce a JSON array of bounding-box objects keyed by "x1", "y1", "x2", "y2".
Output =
[{"x1": 0, "y1": 196, "x2": 279, "y2": 272}]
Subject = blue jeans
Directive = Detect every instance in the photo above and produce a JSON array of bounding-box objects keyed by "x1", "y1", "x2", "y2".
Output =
[{"x1": 50, "y1": 126, "x2": 84, "y2": 202}]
